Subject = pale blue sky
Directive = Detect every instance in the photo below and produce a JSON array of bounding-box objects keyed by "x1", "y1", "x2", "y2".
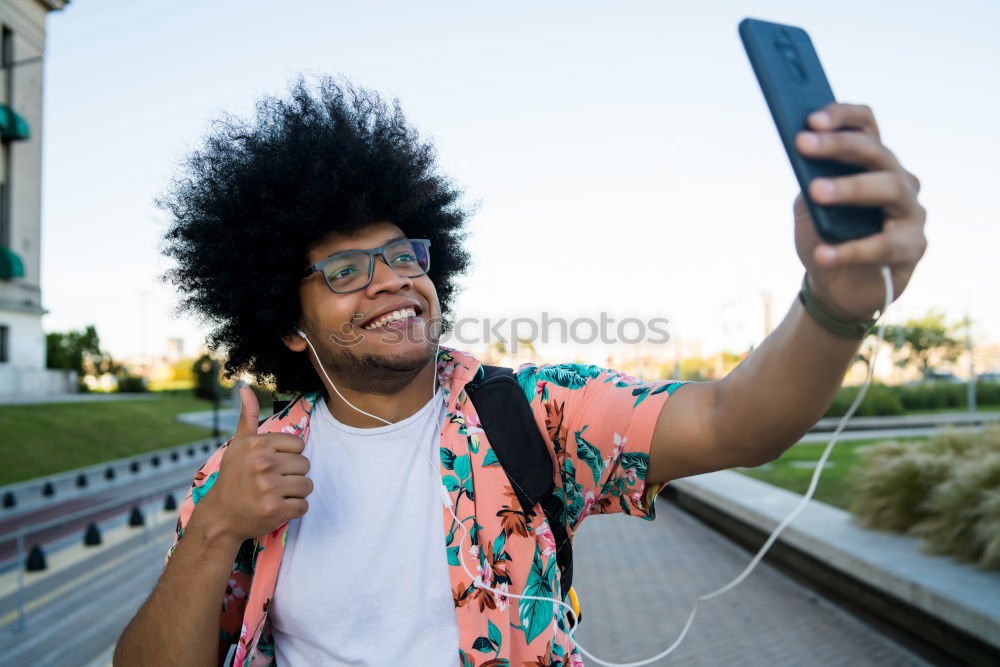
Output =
[{"x1": 39, "y1": 0, "x2": 1000, "y2": 362}]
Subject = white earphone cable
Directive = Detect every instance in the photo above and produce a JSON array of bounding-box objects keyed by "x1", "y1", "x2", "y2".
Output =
[
  {"x1": 567, "y1": 265, "x2": 896, "y2": 667},
  {"x1": 296, "y1": 328, "x2": 584, "y2": 630},
  {"x1": 296, "y1": 263, "x2": 894, "y2": 666}
]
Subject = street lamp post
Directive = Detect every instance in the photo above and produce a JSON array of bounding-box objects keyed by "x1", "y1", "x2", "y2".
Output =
[
  {"x1": 966, "y1": 315, "x2": 976, "y2": 413},
  {"x1": 211, "y1": 357, "x2": 221, "y2": 445}
]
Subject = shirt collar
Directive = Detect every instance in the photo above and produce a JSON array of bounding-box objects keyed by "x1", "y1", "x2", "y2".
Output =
[{"x1": 259, "y1": 345, "x2": 481, "y2": 436}]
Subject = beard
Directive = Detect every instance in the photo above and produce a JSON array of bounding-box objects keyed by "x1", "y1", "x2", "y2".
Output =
[{"x1": 311, "y1": 336, "x2": 436, "y2": 396}]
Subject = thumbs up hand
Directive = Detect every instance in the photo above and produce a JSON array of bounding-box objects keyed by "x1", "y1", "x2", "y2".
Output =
[{"x1": 194, "y1": 386, "x2": 313, "y2": 542}]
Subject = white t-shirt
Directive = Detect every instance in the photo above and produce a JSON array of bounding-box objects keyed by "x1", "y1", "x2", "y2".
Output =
[{"x1": 269, "y1": 389, "x2": 460, "y2": 666}]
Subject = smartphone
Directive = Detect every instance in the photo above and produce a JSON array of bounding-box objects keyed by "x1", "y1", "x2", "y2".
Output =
[{"x1": 739, "y1": 17, "x2": 883, "y2": 243}]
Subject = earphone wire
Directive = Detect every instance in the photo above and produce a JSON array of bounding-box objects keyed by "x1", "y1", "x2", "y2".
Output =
[
  {"x1": 297, "y1": 328, "x2": 585, "y2": 630},
  {"x1": 297, "y1": 264, "x2": 894, "y2": 667},
  {"x1": 567, "y1": 265, "x2": 896, "y2": 667}
]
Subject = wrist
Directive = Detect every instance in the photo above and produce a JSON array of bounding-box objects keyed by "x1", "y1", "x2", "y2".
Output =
[
  {"x1": 800, "y1": 273, "x2": 880, "y2": 340},
  {"x1": 187, "y1": 504, "x2": 245, "y2": 554},
  {"x1": 806, "y1": 274, "x2": 877, "y2": 321}
]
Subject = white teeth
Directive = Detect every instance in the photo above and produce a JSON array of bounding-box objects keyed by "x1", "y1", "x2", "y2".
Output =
[{"x1": 363, "y1": 307, "x2": 417, "y2": 330}]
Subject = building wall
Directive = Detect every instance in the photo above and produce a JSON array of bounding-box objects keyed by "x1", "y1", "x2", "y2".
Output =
[{"x1": 0, "y1": 0, "x2": 67, "y2": 393}]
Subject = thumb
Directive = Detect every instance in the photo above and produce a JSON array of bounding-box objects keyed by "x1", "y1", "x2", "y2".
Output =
[{"x1": 235, "y1": 385, "x2": 260, "y2": 438}]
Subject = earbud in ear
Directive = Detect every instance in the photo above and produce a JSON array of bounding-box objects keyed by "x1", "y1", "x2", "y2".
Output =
[{"x1": 296, "y1": 328, "x2": 308, "y2": 340}]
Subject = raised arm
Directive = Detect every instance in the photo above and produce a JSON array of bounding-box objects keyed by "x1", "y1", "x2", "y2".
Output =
[{"x1": 647, "y1": 103, "x2": 926, "y2": 485}]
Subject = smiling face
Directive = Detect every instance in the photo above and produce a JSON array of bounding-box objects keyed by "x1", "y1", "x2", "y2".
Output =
[{"x1": 285, "y1": 222, "x2": 442, "y2": 395}]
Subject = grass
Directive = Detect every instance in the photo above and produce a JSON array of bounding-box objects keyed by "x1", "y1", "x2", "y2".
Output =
[
  {"x1": 736, "y1": 436, "x2": 931, "y2": 511},
  {"x1": 741, "y1": 426, "x2": 1000, "y2": 569},
  {"x1": 1, "y1": 393, "x2": 217, "y2": 485}
]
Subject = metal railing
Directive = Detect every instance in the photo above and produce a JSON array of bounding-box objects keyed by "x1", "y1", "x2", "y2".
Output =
[
  {"x1": 1, "y1": 475, "x2": 190, "y2": 632},
  {"x1": 0, "y1": 437, "x2": 220, "y2": 514}
]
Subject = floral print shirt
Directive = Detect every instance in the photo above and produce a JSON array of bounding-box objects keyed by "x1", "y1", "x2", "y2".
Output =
[{"x1": 166, "y1": 346, "x2": 688, "y2": 666}]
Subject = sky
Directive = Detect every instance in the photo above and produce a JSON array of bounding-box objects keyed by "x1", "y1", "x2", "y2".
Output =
[{"x1": 37, "y1": 0, "x2": 1000, "y2": 365}]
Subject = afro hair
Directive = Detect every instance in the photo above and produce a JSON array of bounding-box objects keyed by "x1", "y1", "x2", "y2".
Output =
[{"x1": 159, "y1": 75, "x2": 472, "y2": 394}]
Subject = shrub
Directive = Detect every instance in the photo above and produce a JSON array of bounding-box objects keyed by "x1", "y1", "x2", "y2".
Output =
[
  {"x1": 976, "y1": 380, "x2": 1000, "y2": 406},
  {"x1": 972, "y1": 490, "x2": 1000, "y2": 569},
  {"x1": 849, "y1": 424, "x2": 1000, "y2": 569},
  {"x1": 116, "y1": 375, "x2": 148, "y2": 393},
  {"x1": 824, "y1": 383, "x2": 904, "y2": 418},
  {"x1": 911, "y1": 453, "x2": 1000, "y2": 568},
  {"x1": 933, "y1": 426, "x2": 993, "y2": 458},
  {"x1": 851, "y1": 444, "x2": 952, "y2": 531},
  {"x1": 897, "y1": 383, "x2": 967, "y2": 411},
  {"x1": 828, "y1": 381, "x2": 1000, "y2": 417}
]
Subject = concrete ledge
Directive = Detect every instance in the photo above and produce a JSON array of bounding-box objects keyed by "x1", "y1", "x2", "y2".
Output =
[
  {"x1": 812, "y1": 411, "x2": 1000, "y2": 431},
  {"x1": 669, "y1": 471, "x2": 1000, "y2": 662}
]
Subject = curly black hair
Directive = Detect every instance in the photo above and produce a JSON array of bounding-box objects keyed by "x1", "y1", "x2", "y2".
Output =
[{"x1": 159, "y1": 75, "x2": 472, "y2": 394}]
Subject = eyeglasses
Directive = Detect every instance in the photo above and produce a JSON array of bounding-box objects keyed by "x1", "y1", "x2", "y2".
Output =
[{"x1": 303, "y1": 238, "x2": 432, "y2": 294}]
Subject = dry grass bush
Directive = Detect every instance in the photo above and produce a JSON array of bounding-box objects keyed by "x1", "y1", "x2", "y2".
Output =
[
  {"x1": 972, "y1": 490, "x2": 1000, "y2": 568},
  {"x1": 850, "y1": 424, "x2": 1000, "y2": 569},
  {"x1": 911, "y1": 453, "x2": 1000, "y2": 568},
  {"x1": 850, "y1": 447, "x2": 953, "y2": 531}
]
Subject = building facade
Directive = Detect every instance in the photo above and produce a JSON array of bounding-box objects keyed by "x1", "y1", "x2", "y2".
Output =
[{"x1": 0, "y1": 0, "x2": 70, "y2": 395}]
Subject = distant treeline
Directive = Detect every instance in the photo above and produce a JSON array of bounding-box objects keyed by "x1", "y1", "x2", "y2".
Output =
[{"x1": 825, "y1": 381, "x2": 1000, "y2": 417}]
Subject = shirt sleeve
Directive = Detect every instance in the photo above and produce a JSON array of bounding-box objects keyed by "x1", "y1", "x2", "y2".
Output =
[
  {"x1": 165, "y1": 445, "x2": 226, "y2": 565},
  {"x1": 516, "y1": 362, "x2": 691, "y2": 535},
  {"x1": 164, "y1": 440, "x2": 251, "y2": 666}
]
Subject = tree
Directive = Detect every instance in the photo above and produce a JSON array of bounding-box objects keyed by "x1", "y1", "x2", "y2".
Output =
[
  {"x1": 46, "y1": 325, "x2": 101, "y2": 375},
  {"x1": 677, "y1": 352, "x2": 742, "y2": 381},
  {"x1": 45, "y1": 325, "x2": 141, "y2": 392},
  {"x1": 874, "y1": 310, "x2": 964, "y2": 379}
]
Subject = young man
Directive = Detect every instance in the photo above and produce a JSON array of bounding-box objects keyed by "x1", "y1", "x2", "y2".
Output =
[{"x1": 114, "y1": 77, "x2": 926, "y2": 666}]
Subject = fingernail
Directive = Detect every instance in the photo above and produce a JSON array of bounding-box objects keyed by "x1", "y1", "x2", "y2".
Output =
[
  {"x1": 800, "y1": 132, "x2": 819, "y2": 149},
  {"x1": 810, "y1": 111, "x2": 830, "y2": 127},
  {"x1": 819, "y1": 246, "x2": 837, "y2": 262}
]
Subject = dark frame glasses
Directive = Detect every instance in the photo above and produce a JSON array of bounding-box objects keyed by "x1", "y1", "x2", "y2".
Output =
[{"x1": 302, "y1": 238, "x2": 432, "y2": 294}]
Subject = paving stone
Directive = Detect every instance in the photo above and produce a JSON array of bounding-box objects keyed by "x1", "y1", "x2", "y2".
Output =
[
  {"x1": 568, "y1": 500, "x2": 930, "y2": 666},
  {"x1": 4, "y1": 498, "x2": 932, "y2": 666}
]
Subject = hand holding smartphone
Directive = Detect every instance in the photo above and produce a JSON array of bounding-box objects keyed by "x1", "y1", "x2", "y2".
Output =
[{"x1": 739, "y1": 17, "x2": 884, "y2": 244}]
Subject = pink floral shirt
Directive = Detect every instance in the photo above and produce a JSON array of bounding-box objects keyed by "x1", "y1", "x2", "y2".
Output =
[{"x1": 167, "y1": 346, "x2": 687, "y2": 666}]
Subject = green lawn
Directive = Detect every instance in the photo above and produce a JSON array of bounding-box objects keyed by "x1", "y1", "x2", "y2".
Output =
[
  {"x1": 6, "y1": 391, "x2": 975, "y2": 494},
  {"x1": 736, "y1": 435, "x2": 930, "y2": 511},
  {"x1": 1, "y1": 393, "x2": 218, "y2": 485}
]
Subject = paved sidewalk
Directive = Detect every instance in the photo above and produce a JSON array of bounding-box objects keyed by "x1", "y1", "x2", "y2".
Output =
[
  {"x1": 0, "y1": 522, "x2": 174, "y2": 666},
  {"x1": 569, "y1": 501, "x2": 928, "y2": 666},
  {"x1": 176, "y1": 407, "x2": 266, "y2": 433},
  {"x1": 2, "y1": 498, "x2": 929, "y2": 666}
]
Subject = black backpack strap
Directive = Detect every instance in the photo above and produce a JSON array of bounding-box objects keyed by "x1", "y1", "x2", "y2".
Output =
[
  {"x1": 260, "y1": 395, "x2": 301, "y2": 427},
  {"x1": 465, "y1": 365, "x2": 553, "y2": 510},
  {"x1": 465, "y1": 364, "x2": 574, "y2": 595}
]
